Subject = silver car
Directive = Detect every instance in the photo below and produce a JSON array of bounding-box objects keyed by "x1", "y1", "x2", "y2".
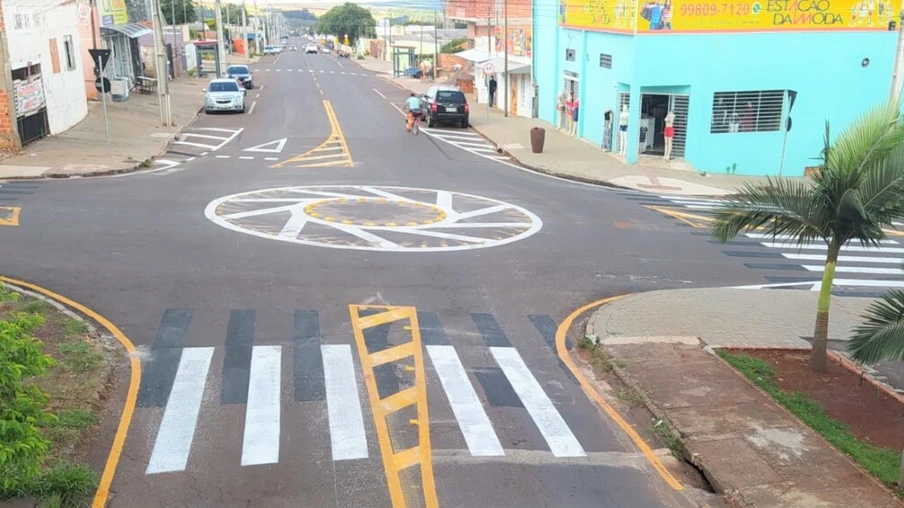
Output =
[{"x1": 204, "y1": 78, "x2": 245, "y2": 114}]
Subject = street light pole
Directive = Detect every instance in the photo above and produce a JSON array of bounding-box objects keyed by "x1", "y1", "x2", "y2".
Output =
[
  {"x1": 214, "y1": 0, "x2": 226, "y2": 76},
  {"x1": 253, "y1": 0, "x2": 261, "y2": 54},
  {"x1": 242, "y1": 1, "x2": 250, "y2": 63},
  {"x1": 150, "y1": 0, "x2": 172, "y2": 126},
  {"x1": 503, "y1": 0, "x2": 508, "y2": 117},
  {"x1": 199, "y1": 0, "x2": 206, "y2": 40}
]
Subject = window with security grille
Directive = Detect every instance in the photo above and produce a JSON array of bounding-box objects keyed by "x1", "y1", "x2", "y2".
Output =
[
  {"x1": 599, "y1": 54, "x2": 612, "y2": 68},
  {"x1": 565, "y1": 49, "x2": 575, "y2": 61},
  {"x1": 710, "y1": 90, "x2": 784, "y2": 134}
]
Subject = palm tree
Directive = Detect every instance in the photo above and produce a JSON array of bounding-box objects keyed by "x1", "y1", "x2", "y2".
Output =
[{"x1": 711, "y1": 102, "x2": 904, "y2": 372}]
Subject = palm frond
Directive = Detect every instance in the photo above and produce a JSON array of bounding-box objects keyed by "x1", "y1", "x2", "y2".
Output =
[
  {"x1": 858, "y1": 143, "x2": 904, "y2": 219},
  {"x1": 711, "y1": 178, "x2": 824, "y2": 245},
  {"x1": 827, "y1": 101, "x2": 904, "y2": 180},
  {"x1": 848, "y1": 290, "x2": 904, "y2": 364}
]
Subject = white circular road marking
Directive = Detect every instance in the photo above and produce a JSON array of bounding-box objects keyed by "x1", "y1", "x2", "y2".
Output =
[{"x1": 204, "y1": 185, "x2": 543, "y2": 252}]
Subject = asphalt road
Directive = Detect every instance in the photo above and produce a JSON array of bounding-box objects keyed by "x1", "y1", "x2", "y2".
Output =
[{"x1": 0, "y1": 40, "x2": 783, "y2": 507}]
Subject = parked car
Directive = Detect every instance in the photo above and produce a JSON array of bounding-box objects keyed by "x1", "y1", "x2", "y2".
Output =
[
  {"x1": 226, "y1": 64, "x2": 253, "y2": 89},
  {"x1": 420, "y1": 86, "x2": 469, "y2": 128},
  {"x1": 305, "y1": 43, "x2": 318, "y2": 54},
  {"x1": 204, "y1": 78, "x2": 246, "y2": 114}
]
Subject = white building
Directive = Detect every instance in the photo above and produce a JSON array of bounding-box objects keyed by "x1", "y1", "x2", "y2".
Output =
[{"x1": 2, "y1": 0, "x2": 88, "y2": 143}]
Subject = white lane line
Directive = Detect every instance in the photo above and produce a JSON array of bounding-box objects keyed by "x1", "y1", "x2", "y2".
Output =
[
  {"x1": 278, "y1": 209, "x2": 308, "y2": 238},
  {"x1": 759, "y1": 242, "x2": 904, "y2": 254},
  {"x1": 455, "y1": 205, "x2": 507, "y2": 220},
  {"x1": 427, "y1": 346, "x2": 504, "y2": 457},
  {"x1": 264, "y1": 157, "x2": 279, "y2": 161},
  {"x1": 421, "y1": 128, "x2": 483, "y2": 138},
  {"x1": 259, "y1": 85, "x2": 265, "y2": 91},
  {"x1": 255, "y1": 94, "x2": 261, "y2": 98},
  {"x1": 238, "y1": 156, "x2": 254, "y2": 160},
  {"x1": 330, "y1": 70, "x2": 335, "y2": 74},
  {"x1": 266, "y1": 69, "x2": 271, "y2": 72},
  {"x1": 319, "y1": 70, "x2": 325, "y2": 73},
  {"x1": 373, "y1": 88, "x2": 387, "y2": 99},
  {"x1": 212, "y1": 127, "x2": 245, "y2": 151},
  {"x1": 276, "y1": 69, "x2": 282, "y2": 72},
  {"x1": 287, "y1": 69, "x2": 293, "y2": 72},
  {"x1": 241, "y1": 346, "x2": 281, "y2": 466},
  {"x1": 146, "y1": 347, "x2": 214, "y2": 474},
  {"x1": 200, "y1": 151, "x2": 210, "y2": 156},
  {"x1": 194, "y1": 127, "x2": 240, "y2": 133},
  {"x1": 215, "y1": 155, "x2": 231, "y2": 159},
  {"x1": 298, "y1": 69, "x2": 304, "y2": 72},
  {"x1": 185, "y1": 157, "x2": 196, "y2": 162},
  {"x1": 490, "y1": 347, "x2": 585, "y2": 458},
  {"x1": 436, "y1": 190, "x2": 453, "y2": 211},
  {"x1": 782, "y1": 253, "x2": 903, "y2": 264},
  {"x1": 467, "y1": 147, "x2": 498, "y2": 153},
  {"x1": 341, "y1": 72, "x2": 346, "y2": 75},
  {"x1": 248, "y1": 101, "x2": 257, "y2": 115},
  {"x1": 802, "y1": 265, "x2": 904, "y2": 275},
  {"x1": 182, "y1": 133, "x2": 229, "y2": 141},
  {"x1": 734, "y1": 279, "x2": 904, "y2": 290},
  {"x1": 450, "y1": 141, "x2": 495, "y2": 149},
  {"x1": 322, "y1": 344, "x2": 369, "y2": 460},
  {"x1": 173, "y1": 141, "x2": 217, "y2": 149},
  {"x1": 336, "y1": 61, "x2": 344, "y2": 68},
  {"x1": 661, "y1": 195, "x2": 722, "y2": 203},
  {"x1": 747, "y1": 232, "x2": 897, "y2": 244}
]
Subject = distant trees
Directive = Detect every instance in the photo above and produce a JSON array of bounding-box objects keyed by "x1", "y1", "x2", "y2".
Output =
[
  {"x1": 161, "y1": 0, "x2": 197, "y2": 25},
  {"x1": 284, "y1": 9, "x2": 317, "y2": 21},
  {"x1": 316, "y1": 3, "x2": 376, "y2": 44}
]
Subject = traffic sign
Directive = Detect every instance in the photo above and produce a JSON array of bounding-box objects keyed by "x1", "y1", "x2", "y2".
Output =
[
  {"x1": 483, "y1": 62, "x2": 495, "y2": 75},
  {"x1": 95, "y1": 77, "x2": 111, "y2": 94},
  {"x1": 88, "y1": 49, "x2": 112, "y2": 70}
]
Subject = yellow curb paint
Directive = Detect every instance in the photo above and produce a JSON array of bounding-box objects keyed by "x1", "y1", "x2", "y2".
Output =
[
  {"x1": 556, "y1": 295, "x2": 684, "y2": 491},
  {"x1": 0, "y1": 276, "x2": 141, "y2": 507}
]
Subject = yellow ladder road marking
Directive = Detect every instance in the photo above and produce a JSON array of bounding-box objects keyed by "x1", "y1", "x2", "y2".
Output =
[
  {"x1": 272, "y1": 100, "x2": 354, "y2": 169},
  {"x1": 0, "y1": 206, "x2": 20, "y2": 226},
  {"x1": 349, "y1": 305, "x2": 438, "y2": 508}
]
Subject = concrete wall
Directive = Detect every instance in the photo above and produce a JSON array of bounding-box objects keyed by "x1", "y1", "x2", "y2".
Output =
[
  {"x1": 3, "y1": 0, "x2": 88, "y2": 135},
  {"x1": 0, "y1": 0, "x2": 19, "y2": 150}
]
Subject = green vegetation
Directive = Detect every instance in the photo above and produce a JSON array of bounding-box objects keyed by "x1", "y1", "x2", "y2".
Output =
[
  {"x1": 161, "y1": 0, "x2": 198, "y2": 25},
  {"x1": 441, "y1": 37, "x2": 468, "y2": 54},
  {"x1": 0, "y1": 281, "x2": 20, "y2": 302},
  {"x1": 711, "y1": 102, "x2": 904, "y2": 372},
  {"x1": 719, "y1": 350, "x2": 901, "y2": 489},
  {"x1": 0, "y1": 284, "x2": 109, "y2": 506},
  {"x1": 650, "y1": 420, "x2": 685, "y2": 459},
  {"x1": 316, "y1": 3, "x2": 376, "y2": 44}
]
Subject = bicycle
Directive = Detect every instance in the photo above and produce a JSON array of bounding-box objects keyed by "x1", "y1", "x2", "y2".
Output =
[{"x1": 407, "y1": 110, "x2": 422, "y2": 136}]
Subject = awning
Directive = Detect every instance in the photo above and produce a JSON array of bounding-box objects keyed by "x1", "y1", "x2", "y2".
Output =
[
  {"x1": 101, "y1": 23, "x2": 152, "y2": 39},
  {"x1": 455, "y1": 49, "x2": 491, "y2": 63},
  {"x1": 485, "y1": 56, "x2": 531, "y2": 75}
]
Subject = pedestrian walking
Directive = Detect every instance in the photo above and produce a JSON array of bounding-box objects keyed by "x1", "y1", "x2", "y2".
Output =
[{"x1": 489, "y1": 77, "x2": 497, "y2": 108}]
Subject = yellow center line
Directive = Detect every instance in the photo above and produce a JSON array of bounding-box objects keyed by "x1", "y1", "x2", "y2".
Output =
[
  {"x1": 555, "y1": 295, "x2": 684, "y2": 491},
  {"x1": 0, "y1": 276, "x2": 142, "y2": 507}
]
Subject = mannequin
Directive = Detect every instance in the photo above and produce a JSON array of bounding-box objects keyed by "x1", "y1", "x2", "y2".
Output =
[
  {"x1": 617, "y1": 105, "x2": 629, "y2": 156},
  {"x1": 663, "y1": 110, "x2": 675, "y2": 160},
  {"x1": 556, "y1": 92, "x2": 566, "y2": 130},
  {"x1": 570, "y1": 96, "x2": 579, "y2": 136},
  {"x1": 564, "y1": 93, "x2": 575, "y2": 134},
  {"x1": 602, "y1": 109, "x2": 613, "y2": 151}
]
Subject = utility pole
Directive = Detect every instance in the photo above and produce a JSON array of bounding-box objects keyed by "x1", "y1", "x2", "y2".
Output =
[
  {"x1": 151, "y1": 0, "x2": 172, "y2": 126},
  {"x1": 170, "y1": 0, "x2": 178, "y2": 77},
  {"x1": 200, "y1": 0, "x2": 206, "y2": 40},
  {"x1": 503, "y1": 0, "x2": 508, "y2": 117},
  {"x1": 242, "y1": 1, "x2": 250, "y2": 63},
  {"x1": 253, "y1": 0, "x2": 261, "y2": 54},
  {"x1": 183, "y1": 0, "x2": 188, "y2": 27},
  {"x1": 214, "y1": 0, "x2": 226, "y2": 76},
  {"x1": 891, "y1": 10, "x2": 904, "y2": 101},
  {"x1": 226, "y1": 3, "x2": 232, "y2": 54},
  {"x1": 433, "y1": 10, "x2": 438, "y2": 82}
]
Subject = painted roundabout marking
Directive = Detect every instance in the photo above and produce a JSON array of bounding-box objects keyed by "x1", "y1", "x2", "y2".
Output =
[{"x1": 204, "y1": 185, "x2": 543, "y2": 252}]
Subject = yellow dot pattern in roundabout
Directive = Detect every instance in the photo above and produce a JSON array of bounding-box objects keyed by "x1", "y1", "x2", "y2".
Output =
[{"x1": 303, "y1": 197, "x2": 447, "y2": 227}]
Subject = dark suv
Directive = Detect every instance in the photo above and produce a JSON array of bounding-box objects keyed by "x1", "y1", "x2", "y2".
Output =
[
  {"x1": 226, "y1": 64, "x2": 253, "y2": 89},
  {"x1": 420, "y1": 86, "x2": 469, "y2": 128}
]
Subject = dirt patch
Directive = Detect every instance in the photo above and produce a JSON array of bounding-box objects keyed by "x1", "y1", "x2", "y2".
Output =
[{"x1": 735, "y1": 348, "x2": 904, "y2": 451}]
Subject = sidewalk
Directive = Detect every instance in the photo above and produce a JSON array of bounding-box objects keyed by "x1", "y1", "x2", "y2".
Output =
[
  {"x1": 0, "y1": 76, "x2": 205, "y2": 179},
  {"x1": 587, "y1": 287, "x2": 901, "y2": 507},
  {"x1": 354, "y1": 56, "x2": 797, "y2": 196}
]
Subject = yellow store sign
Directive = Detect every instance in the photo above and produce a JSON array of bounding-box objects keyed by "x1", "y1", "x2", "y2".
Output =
[
  {"x1": 559, "y1": 0, "x2": 895, "y2": 32},
  {"x1": 98, "y1": 0, "x2": 128, "y2": 27}
]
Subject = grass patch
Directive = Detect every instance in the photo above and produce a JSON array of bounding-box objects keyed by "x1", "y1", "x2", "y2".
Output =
[
  {"x1": 0, "y1": 462, "x2": 99, "y2": 507},
  {"x1": 718, "y1": 350, "x2": 901, "y2": 488},
  {"x1": 651, "y1": 420, "x2": 686, "y2": 459},
  {"x1": 0, "y1": 282, "x2": 20, "y2": 302},
  {"x1": 41, "y1": 410, "x2": 98, "y2": 445},
  {"x1": 62, "y1": 318, "x2": 89, "y2": 337},
  {"x1": 58, "y1": 340, "x2": 103, "y2": 373},
  {"x1": 21, "y1": 300, "x2": 52, "y2": 315},
  {"x1": 577, "y1": 335, "x2": 595, "y2": 349},
  {"x1": 614, "y1": 387, "x2": 645, "y2": 407}
]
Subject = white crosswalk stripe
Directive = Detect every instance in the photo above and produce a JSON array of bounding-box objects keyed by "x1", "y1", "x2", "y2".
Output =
[
  {"x1": 647, "y1": 194, "x2": 904, "y2": 294},
  {"x1": 419, "y1": 128, "x2": 515, "y2": 163},
  {"x1": 143, "y1": 339, "x2": 586, "y2": 474}
]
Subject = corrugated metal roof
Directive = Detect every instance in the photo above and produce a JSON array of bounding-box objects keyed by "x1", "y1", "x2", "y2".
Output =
[{"x1": 100, "y1": 23, "x2": 153, "y2": 39}]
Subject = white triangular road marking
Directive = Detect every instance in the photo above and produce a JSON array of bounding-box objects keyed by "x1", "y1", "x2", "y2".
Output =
[{"x1": 243, "y1": 138, "x2": 287, "y2": 153}]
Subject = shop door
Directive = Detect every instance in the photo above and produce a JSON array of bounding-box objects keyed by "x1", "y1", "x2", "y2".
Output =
[
  {"x1": 668, "y1": 95, "x2": 690, "y2": 158},
  {"x1": 12, "y1": 65, "x2": 48, "y2": 146}
]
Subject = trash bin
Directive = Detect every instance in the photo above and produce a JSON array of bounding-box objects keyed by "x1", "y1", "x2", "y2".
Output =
[{"x1": 530, "y1": 127, "x2": 545, "y2": 154}]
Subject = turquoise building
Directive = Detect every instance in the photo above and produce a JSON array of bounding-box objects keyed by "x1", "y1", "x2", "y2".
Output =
[{"x1": 534, "y1": 0, "x2": 900, "y2": 176}]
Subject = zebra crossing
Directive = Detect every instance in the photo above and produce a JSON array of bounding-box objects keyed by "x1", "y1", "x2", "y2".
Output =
[
  {"x1": 419, "y1": 127, "x2": 516, "y2": 164},
  {"x1": 632, "y1": 193, "x2": 904, "y2": 295},
  {"x1": 136, "y1": 307, "x2": 586, "y2": 477}
]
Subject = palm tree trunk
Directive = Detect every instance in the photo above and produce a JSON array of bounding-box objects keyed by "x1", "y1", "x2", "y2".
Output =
[{"x1": 810, "y1": 245, "x2": 839, "y2": 372}]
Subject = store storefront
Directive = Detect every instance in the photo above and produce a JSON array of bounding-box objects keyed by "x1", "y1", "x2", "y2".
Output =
[{"x1": 535, "y1": 0, "x2": 899, "y2": 176}]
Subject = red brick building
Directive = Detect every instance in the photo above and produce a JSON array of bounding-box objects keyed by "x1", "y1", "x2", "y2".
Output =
[{"x1": 0, "y1": 0, "x2": 20, "y2": 151}]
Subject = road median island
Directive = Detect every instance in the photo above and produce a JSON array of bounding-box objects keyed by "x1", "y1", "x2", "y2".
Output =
[
  {"x1": 586, "y1": 289, "x2": 904, "y2": 507},
  {"x1": 0, "y1": 281, "x2": 120, "y2": 507}
]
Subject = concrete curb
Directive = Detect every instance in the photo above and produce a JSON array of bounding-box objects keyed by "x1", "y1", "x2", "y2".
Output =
[
  {"x1": 0, "y1": 104, "x2": 204, "y2": 181},
  {"x1": 586, "y1": 291, "x2": 904, "y2": 505}
]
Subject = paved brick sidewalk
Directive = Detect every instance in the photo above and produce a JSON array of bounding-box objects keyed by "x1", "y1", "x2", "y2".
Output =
[
  {"x1": 353, "y1": 56, "x2": 791, "y2": 196},
  {"x1": 586, "y1": 288, "x2": 902, "y2": 507},
  {"x1": 0, "y1": 76, "x2": 205, "y2": 180}
]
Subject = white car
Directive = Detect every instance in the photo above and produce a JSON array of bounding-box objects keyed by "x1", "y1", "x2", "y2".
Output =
[
  {"x1": 305, "y1": 43, "x2": 318, "y2": 54},
  {"x1": 204, "y1": 78, "x2": 246, "y2": 114}
]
